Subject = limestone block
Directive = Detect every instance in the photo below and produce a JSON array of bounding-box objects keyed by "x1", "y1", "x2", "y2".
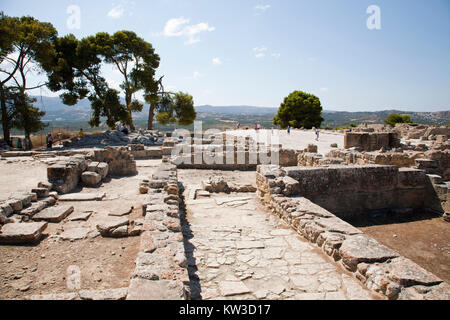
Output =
[
  {"x1": 81, "y1": 172, "x2": 102, "y2": 187},
  {"x1": 0, "y1": 222, "x2": 48, "y2": 244}
]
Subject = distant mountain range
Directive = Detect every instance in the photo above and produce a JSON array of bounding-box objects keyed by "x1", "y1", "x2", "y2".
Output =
[{"x1": 31, "y1": 96, "x2": 449, "y2": 126}]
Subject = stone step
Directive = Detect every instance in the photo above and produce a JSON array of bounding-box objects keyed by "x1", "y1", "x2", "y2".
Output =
[
  {"x1": 32, "y1": 205, "x2": 74, "y2": 223},
  {"x1": 0, "y1": 222, "x2": 48, "y2": 244}
]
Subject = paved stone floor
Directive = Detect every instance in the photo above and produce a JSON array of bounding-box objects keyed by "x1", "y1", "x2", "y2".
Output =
[
  {"x1": 226, "y1": 129, "x2": 345, "y2": 156},
  {"x1": 183, "y1": 192, "x2": 378, "y2": 300}
]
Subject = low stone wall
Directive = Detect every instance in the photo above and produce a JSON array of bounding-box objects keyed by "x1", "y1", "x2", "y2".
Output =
[
  {"x1": 256, "y1": 165, "x2": 449, "y2": 300},
  {"x1": 172, "y1": 143, "x2": 301, "y2": 170},
  {"x1": 127, "y1": 160, "x2": 189, "y2": 300},
  {"x1": 344, "y1": 132, "x2": 401, "y2": 152},
  {"x1": 267, "y1": 165, "x2": 430, "y2": 217},
  {"x1": 128, "y1": 144, "x2": 163, "y2": 160},
  {"x1": 88, "y1": 147, "x2": 137, "y2": 176},
  {"x1": 46, "y1": 147, "x2": 137, "y2": 194}
]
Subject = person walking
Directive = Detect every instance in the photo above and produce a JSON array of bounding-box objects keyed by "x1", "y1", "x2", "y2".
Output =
[
  {"x1": 46, "y1": 133, "x2": 53, "y2": 149},
  {"x1": 79, "y1": 128, "x2": 84, "y2": 137},
  {"x1": 287, "y1": 125, "x2": 291, "y2": 135},
  {"x1": 315, "y1": 128, "x2": 320, "y2": 141}
]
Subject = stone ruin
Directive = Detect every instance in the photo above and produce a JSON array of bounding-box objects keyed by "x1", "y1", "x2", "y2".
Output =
[
  {"x1": 256, "y1": 164, "x2": 449, "y2": 299},
  {"x1": 1, "y1": 123, "x2": 449, "y2": 301}
]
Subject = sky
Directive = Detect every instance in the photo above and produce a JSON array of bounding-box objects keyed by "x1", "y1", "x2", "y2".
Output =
[{"x1": 1, "y1": 0, "x2": 450, "y2": 112}]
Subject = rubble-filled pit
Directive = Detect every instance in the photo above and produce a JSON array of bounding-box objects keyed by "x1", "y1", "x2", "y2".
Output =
[
  {"x1": 0, "y1": 157, "x2": 162, "y2": 300},
  {"x1": 344, "y1": 211, "x2": 450, "y2": 283}
]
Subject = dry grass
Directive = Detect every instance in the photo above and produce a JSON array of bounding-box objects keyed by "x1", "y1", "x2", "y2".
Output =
[{"x1": 30, "y1": 128, "x2": 78, "y2": 149}]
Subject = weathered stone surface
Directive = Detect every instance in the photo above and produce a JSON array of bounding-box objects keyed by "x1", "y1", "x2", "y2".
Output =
[
  {"x1": 31, "y1": 188, "x2": 49, "y2": 199},
  {"x1": 79, "y1": 288, "x2": 128, "y2": 300},
  {"x1": 68, "y1": 211, "x2": 93, "y2": 221},
  {"x1": 32, "y1": 205, "x2": 74, "y2": 223},
  {"x1": 314, "y1": 217, "x2": 362, "y2": 235},
  {"x1": 218, "y1": 281, "x2": 251, "y2": 296},
  {"x1": 236, "y1": 241, "x2": 265, "y2": 249},
  {"x1": 25, "y1": 293, "x2": 80, "y2": 300},
  {"x1": 387, "y1": 257, "x2": 443, "y2": 287},
  {"x1": 59, "y1": 193, "x2": 106, "y2": 201},
  {"x1": 0, "y1": 222, "x2": 48, "y2": 244},
  {"x1": 96, "y1": 217, "x2": 129, "y2": 236},
  {"x1": 127, "y1": 279, "x2": 186, "y2": 300},
  {"x1": 108, "y1": 205, "x2": 133, "y2": 217},
  {"x1": 340, "y1": 234, "x2": 399, "y2": 271},
  {"x1": 88, "y1": 162, "x2": 109, "y2": 179},
  {"x1": 81, "y1": 172, "x2": 102, "y2": 186},
  {"x1": 60, "y1": 227, "x2": 90, "y2": 241},
  {"x1": 111, "y1": 225, "x2": 129, "y2": 238}
]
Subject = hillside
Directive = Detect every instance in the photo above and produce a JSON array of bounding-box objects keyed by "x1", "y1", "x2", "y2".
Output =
[{"x1": 30, "y1": 96, "x2": 449, "y2": 127}]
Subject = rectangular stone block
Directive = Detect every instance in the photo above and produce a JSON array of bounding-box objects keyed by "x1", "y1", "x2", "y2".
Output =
[
  {"x1": 0, "y1": 222, "x2": 48, "y2": 244},
  {"x1": 32, "y1": 205, "x2": 74, "y2": 223}
]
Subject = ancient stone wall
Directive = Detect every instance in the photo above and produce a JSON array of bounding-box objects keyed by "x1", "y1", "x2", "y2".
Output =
[
  {"x1": 256, "y1": 165, "x2": 449, "y2": 300},
  {"x1": 88, "y1": 147, "x2": 137, "y2": 176},
  {"x1": 127, "y1": 160, "x2": 189, "y2": 300},
  {"x1": 270, "y1": 165, "x2": 428, "y2": 217},
  {"x1": 344, "y1": 132, "x2": 401, "y2": 151}
]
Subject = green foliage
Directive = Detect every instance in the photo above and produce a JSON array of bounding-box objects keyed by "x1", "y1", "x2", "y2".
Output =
[
  {"x1": 47, "y1": 34, "x2": 129, "y2": 129},
  {"x1": 350, "y1": 123, "x2": 357, "y2": 128},
  {"x1": 154, "y1": 92, "x2": 197, "y2": 126},
  {"x1": 0, "y1": 13, "x2": 56, "y2": 142},
  {"x1": 273, "y1": 91, "x2": 324, "y2": 129},
  {"x1": 385, "y1": 113, "x2": 412, "y2": 126},
  {"x1": 98, "y1": 31, "x2": 160, "y2": 127},
  {"x1": 10, "y1": 91, "x2": 47, "y2": 136}
]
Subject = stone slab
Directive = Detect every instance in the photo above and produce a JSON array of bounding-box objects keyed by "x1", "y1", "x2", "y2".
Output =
[
  {"x1": 96, "y1": 217, "x2": 129, "y2": 235},
  {"x1": 388, "y1": 257, "x2": 443, "y2": 287},
  {"x1": 60, "y1": 228, "x2": 91, "y2": 241},
  {"x1": 68, "y1": 211, "x2": 93, "y2": 221},
  {"x1": 0, "y1": 222, "x2": 48, "y2": 244},
  {"x1": 218, "y1": 281, "x2": 251, "y2": 296},
  {"x1": 108, "y1": 205, "x2": 133, "y2": 217},
  {"x1": 126, "y1": 279, "x2": 185, "y2": 300},
  {"x1": 59, "y1": 193, "x2": 106, "y2": 202},
  {"x1": 339, "y1": 234, "x2": 399, "y2": 271},
  {"x1": 32, "y1": 205, "x2": 74, "y2": 223},
  {"x1": 79, "y1": 288, "x2": 128, "y2": 300}
]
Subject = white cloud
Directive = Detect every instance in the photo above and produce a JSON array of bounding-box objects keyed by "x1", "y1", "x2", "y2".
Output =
[
  {"x1": 254, "y1": 4, "x2": 271, "y2": 15},
  {"x1": 272, "y1": 53, "x2": 281, "y2": 59},
  {"x1": 163, "y1": 17, "x2": 215, "y2": 45},
  {"x1": 253, "y1": 46, "x2": 267, "y2": 58},
  {"x1": 212, "y1": 58, "x2": 222, "y2": 65},
  {"x1": 107, "y1": 1, "x2": 136, "y2": 19},
  {"x1": 193, "y1": 71, "x2": 201, "y2": 79},
  {"x1": 108, "y1": 5, "x2": 125, "y2": 18},
  {"x1": 320, "y1": 87, "x2": 329, "y2": 92}
]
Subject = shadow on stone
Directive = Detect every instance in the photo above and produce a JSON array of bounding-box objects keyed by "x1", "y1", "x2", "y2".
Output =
[{"x1": 178, "y1": 182, "x2": 202, "y2": 300}]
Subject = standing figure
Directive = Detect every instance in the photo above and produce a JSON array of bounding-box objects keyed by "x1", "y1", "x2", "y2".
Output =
[
  {"x1": 315, "y1": 128, "x2": 320, "y2": 141},
  {"x1": 47, "y1": 133, "x2": 53, "y2": 149},
  {"x1": 287, "y1": 125, "x2": 291, "y2": 135},
  {"x1": 17, "y1": 138, "x2": 22, "y2": 150}
]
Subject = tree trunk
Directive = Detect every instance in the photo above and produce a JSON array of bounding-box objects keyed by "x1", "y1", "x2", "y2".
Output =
[
  {"x1": 0, "y1": 86, "x2": 11, "y2": 146},
  {"x1": 147, "y1": 102, "x2": 155, "y2": 130},
  {"x1": 125, "y1": 92, "x2": 135, "y2": 131}
]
